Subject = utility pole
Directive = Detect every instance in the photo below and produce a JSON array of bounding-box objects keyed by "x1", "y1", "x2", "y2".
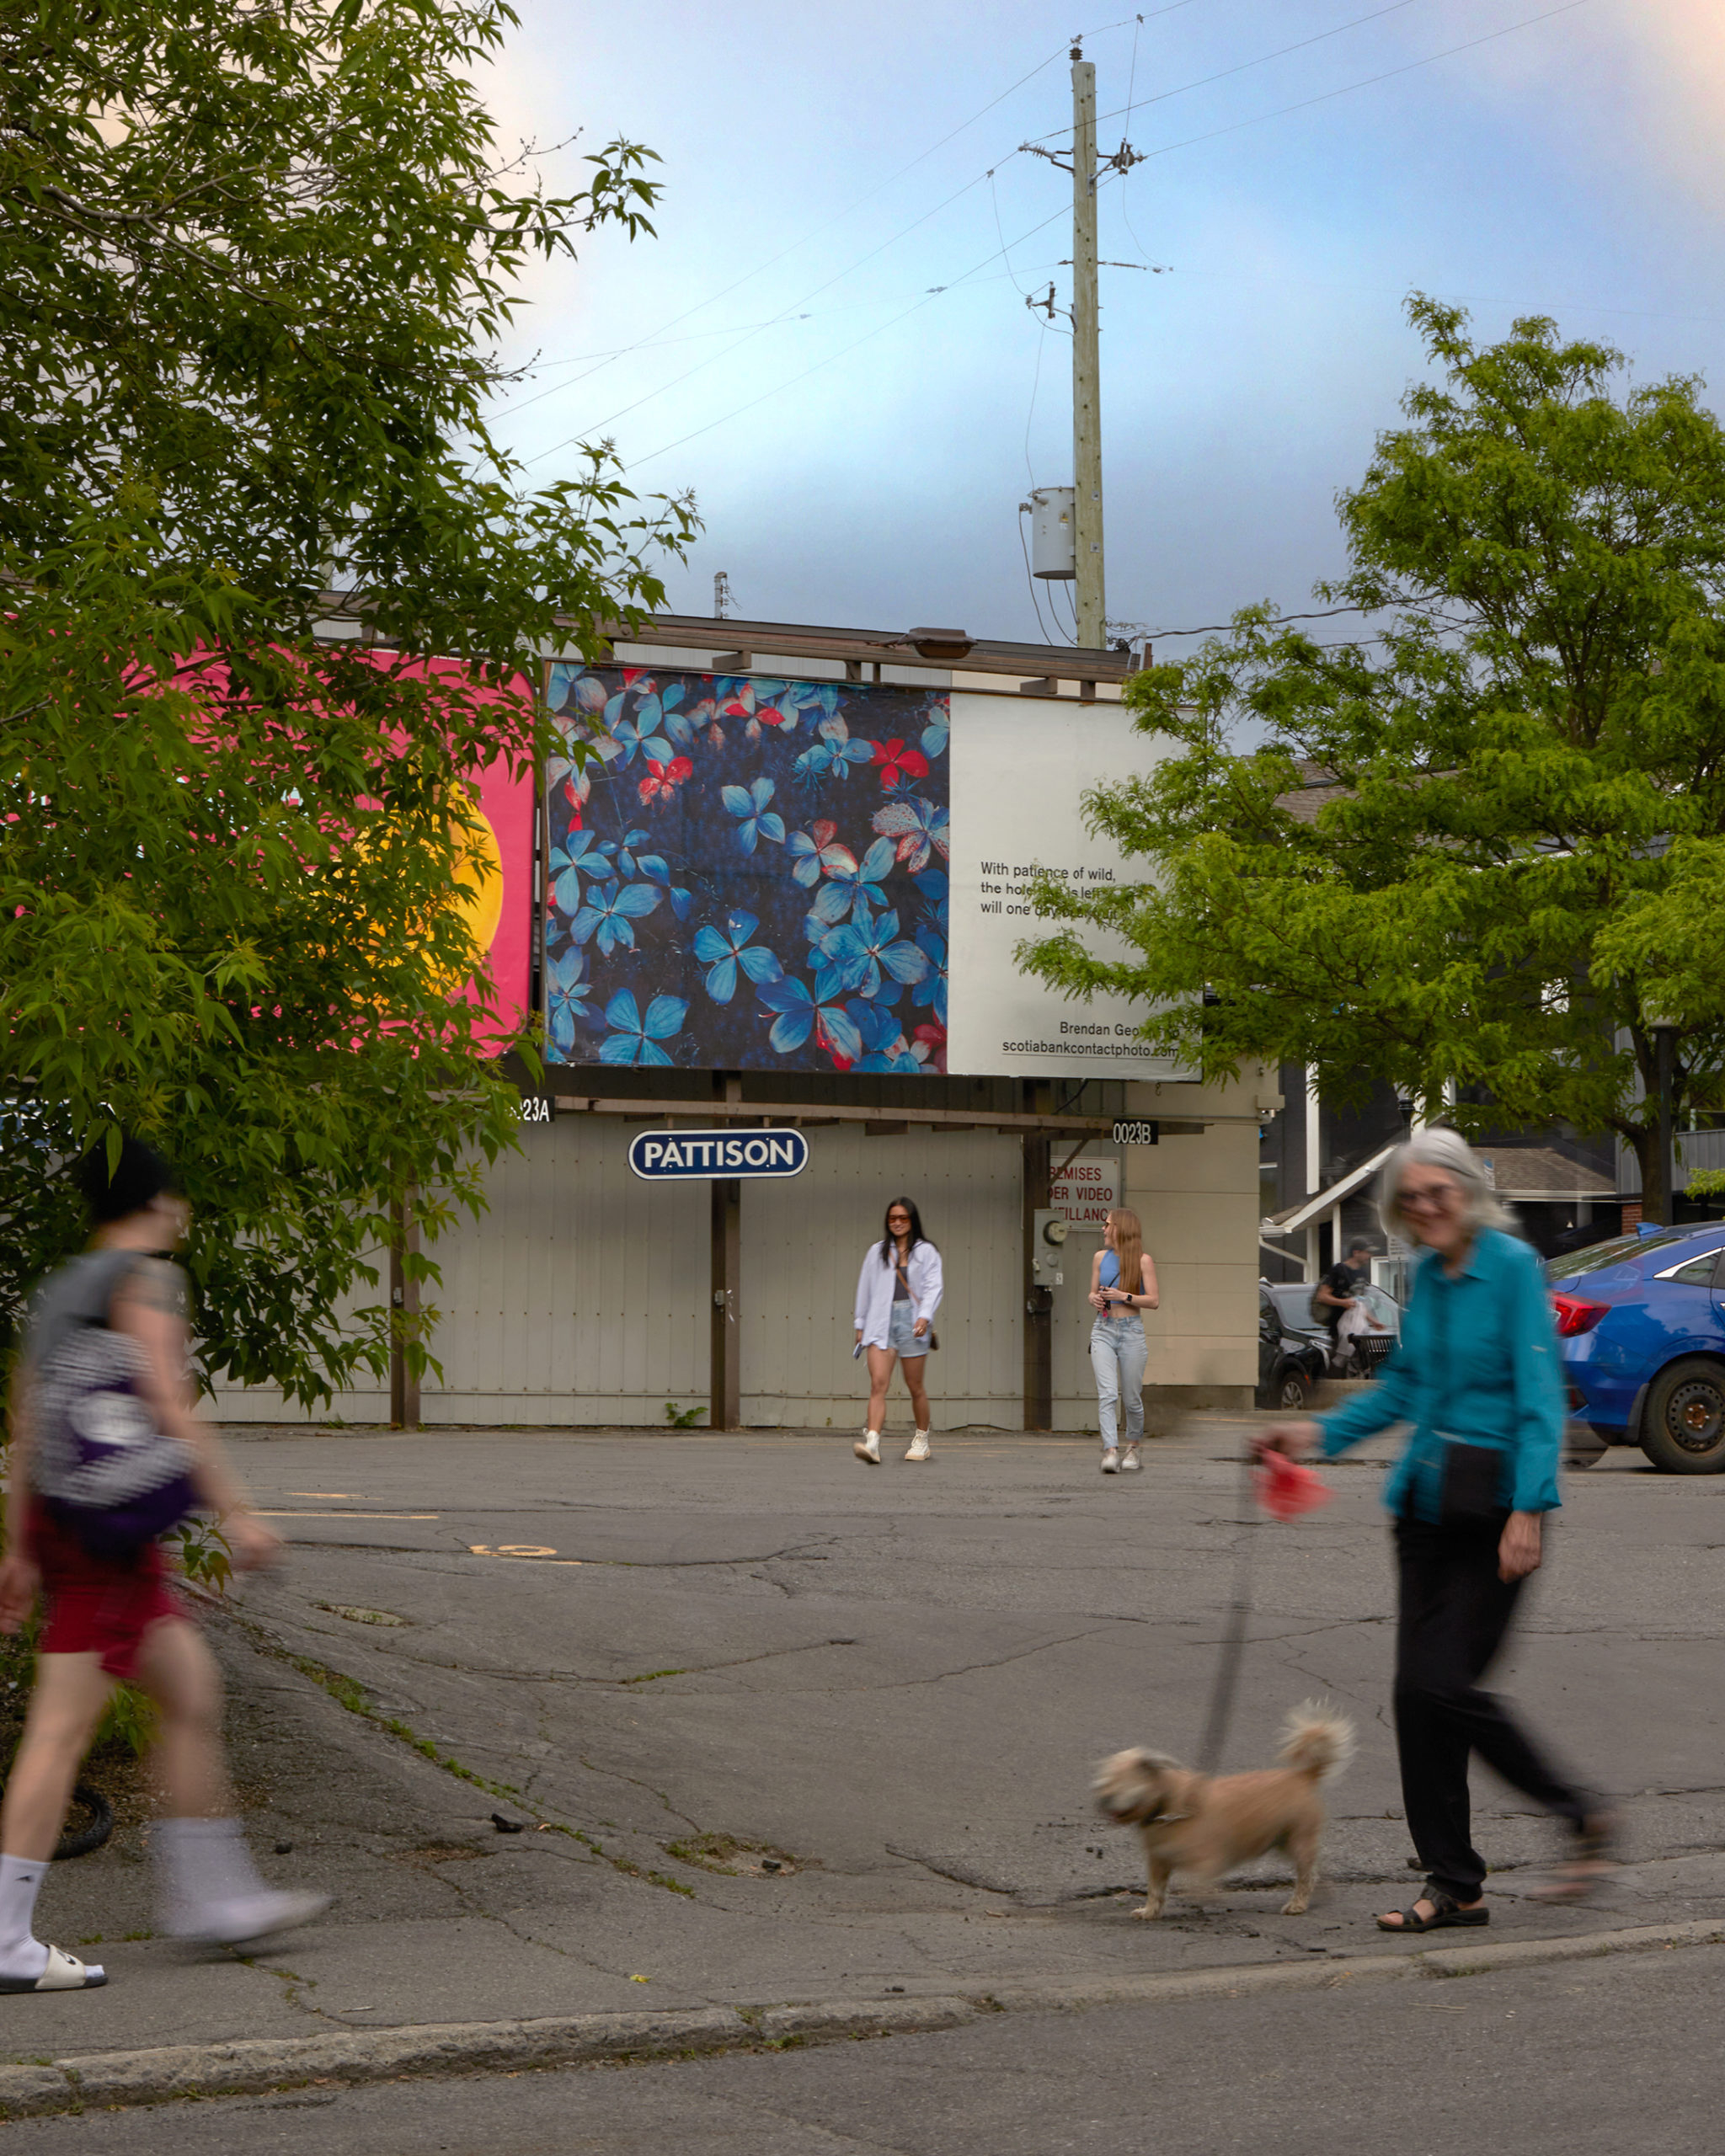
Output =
[
  {"x1": 1022, "y1": 49, "x2": 1140, "y2": 645},
  {"x1": 1071, "y1": 45, "x2": 1104, "y2": 646}
]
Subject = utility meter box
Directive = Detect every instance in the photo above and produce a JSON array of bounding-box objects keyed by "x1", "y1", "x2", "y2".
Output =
[{"x1": 1032, "y1": 1207, "x2": 1068, "y2": 1287}]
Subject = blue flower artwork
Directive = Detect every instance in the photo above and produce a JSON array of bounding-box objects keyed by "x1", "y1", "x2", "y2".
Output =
[{"x1": 543, "y1": 666, "x2": 950, "y2": 1074}]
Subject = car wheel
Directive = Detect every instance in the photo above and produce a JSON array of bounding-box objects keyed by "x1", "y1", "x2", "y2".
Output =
[
  {"x1": 1275, "y1": 1367, "x2": 1311, "y2": 1412},
  {"x1": 1639, "y1": 1358, "x2": 1725, "y2": 1474}
]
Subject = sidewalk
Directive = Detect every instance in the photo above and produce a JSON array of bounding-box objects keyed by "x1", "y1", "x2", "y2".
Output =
[{"x1": 5, "y1": 1420, "x2": 1719, "y2": 2097}]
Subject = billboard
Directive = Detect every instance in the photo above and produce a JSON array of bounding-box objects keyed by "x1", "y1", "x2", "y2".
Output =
[
  {"x1": 382, "y1": 656, "x2": 536, "y2": 1043},
  {"x1": 542, "y1": 664, "x2": 1183, "y2": 1080},
  {"x1": 943, "y1": 693, "x2": 1188, "y2": 1081},
  {"x1": 545, "y1": 664, "x2": 948, "y2": 1073}
]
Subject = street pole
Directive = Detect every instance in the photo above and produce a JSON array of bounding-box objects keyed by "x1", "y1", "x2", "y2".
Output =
[
  {"x1": 1071, "y1": 46, "x2": 1104, "y2": 647},
  {"x1": 1653, "y1": 1021, "x2": 1678, "y2": 1226}
]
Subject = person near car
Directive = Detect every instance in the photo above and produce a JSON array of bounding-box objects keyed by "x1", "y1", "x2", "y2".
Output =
[
  {"x1": 853, "y1": 1198, "x2": 943, "y2": 1465},
  {"x1": 1089, "y1": 1209, "x2": 1159, "y2": 1474},
  {"x1": 1259, "y1": 1126, "x2": 1614, "y2": 1934},
  {"x1": 1312, "y1": 1236, "x2": 1375, "y2": 1366}
]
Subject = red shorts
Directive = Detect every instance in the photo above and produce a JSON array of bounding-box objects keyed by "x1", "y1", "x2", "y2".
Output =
[{"x1": 31, "y1": 1503, "x2": 185, "y2": 1678}]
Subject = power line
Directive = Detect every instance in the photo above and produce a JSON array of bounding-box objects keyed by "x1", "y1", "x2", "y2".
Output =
[
  {"x1": 498, "y1": 8, "x2": 1183, "y2": 435},
  {"x1": 522, "y1": 159, "x2": 1012, "y2": 466},
  {"x1": 619, "y1": 168, "x2": 1152, "y2": 473},
  {"x1": 1033, "y1": 0, "x2": 1597, "y2": 158},
  {"x1": 1117, "y1": 11, "x2": 1158, "y2": 272},
  {"x1": 1137, "y1": 0, "x2": 1597, "y2": 164},
  {"x1": 1027, "y1": 0, "x2": 1436, "y2": 148},
  {"x1": 1018, "y1": 504, "x2": 1069, "y2": 643},
  {"x1": 529, "y1": 1, "x2": 1599, "y2": 484},
  {"x1": 1023, "y1": 317, "x2": 1049, "y2": 488},
  {"x1": 494, "y1": 261, "x2": 1070, "y2": 423},
  {"x1": 622, "y1": 184, "x2": 1096, "y2": 471},
  {"x1": 1139, "y1": 605, "x2": 1379, "y2": 638}
]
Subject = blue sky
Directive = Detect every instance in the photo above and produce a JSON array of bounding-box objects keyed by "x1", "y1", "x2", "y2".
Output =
[{"x1": 483, "y1": 1, "x2": 1725, "y2": 653}]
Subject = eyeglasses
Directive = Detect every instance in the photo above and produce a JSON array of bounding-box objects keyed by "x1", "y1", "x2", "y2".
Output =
[{"x1": 1399, "y1": 1183, "x2": 1460, "y2": 1214}]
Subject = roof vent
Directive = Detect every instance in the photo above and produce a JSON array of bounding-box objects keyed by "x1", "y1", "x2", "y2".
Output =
[{"x1": 907, "y1": 627, "x2": 972, "y2": 660}]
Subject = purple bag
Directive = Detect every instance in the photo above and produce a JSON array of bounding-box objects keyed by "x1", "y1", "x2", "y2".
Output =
[{"x1": 30, "y1": 1252, "x2": 200, "y2": 1561}]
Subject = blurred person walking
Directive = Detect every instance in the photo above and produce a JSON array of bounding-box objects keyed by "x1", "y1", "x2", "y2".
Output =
[
  {"x1": 1089, "y1": 1209, "x2": 1159, "y2": 1473},
  {"x1": 853, "y1": 1198, "x2": 943, "y2": 1465},
  {"x1": 1259, "y1": 1128, "x2": 1613, "y2": 1934},
  {"x1": 0, "y1": 1139, "x2": 327, "y2": 1993}
]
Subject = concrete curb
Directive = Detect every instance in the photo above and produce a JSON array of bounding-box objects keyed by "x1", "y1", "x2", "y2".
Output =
[{"x1": 3, "y1": 1919, "x2": 1721, "y2": 2119}]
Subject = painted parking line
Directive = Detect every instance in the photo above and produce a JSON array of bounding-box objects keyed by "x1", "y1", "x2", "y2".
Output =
[{"x1": 256, "y1": 1511, "x2": 441, "y2": 1521}]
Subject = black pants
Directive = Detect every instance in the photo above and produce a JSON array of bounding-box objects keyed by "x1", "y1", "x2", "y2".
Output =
[{"x1": 1393, "y1": 1513, "x2": 1589, "y2": 1903}]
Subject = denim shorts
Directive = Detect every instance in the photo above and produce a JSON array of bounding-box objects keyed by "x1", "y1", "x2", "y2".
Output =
[{"x1": 888, "y1": 1302, "x2": 923, "y2": 1357}]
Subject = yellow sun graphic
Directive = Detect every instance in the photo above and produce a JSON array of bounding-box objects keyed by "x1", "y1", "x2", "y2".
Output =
[{"x1": 451, "y1": 789, "x2": 505, "y2": 957}]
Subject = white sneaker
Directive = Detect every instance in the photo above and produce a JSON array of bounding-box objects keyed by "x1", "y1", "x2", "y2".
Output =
[
  {"x1": 853, "y1": 1430, "x2": 882, "y2": 1465},
  {"x1": 905, "y1": 1431, "x2": 930, "y2": 1462},
  {"x1": 172, "y1": 1889, "x2": 331, "y2": 1948},
  {"x1": 1100, "y1": 1448, "x2": 1119, "y2": 1473},
  {"x1": 1120, "y1": 1445, "x2": 1142, "y2": 1472}
]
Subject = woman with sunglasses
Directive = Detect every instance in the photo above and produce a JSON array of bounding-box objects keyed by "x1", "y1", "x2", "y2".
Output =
[
  {"x1": 1259, "y1": 1126, "x2": 1613, "y2": 1933},
  {"x1": 853, "y1": 1198, "x2": 942, "y2": 1465}
]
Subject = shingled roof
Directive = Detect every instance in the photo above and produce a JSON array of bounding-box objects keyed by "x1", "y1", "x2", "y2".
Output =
[{"x1": 1477, "y1": 1147, "x2": 1617, "y2": 1200}]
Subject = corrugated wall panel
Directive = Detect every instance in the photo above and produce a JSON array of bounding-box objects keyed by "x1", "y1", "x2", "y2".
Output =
[
  {"x1": 212, "y1": 1113, "x2": 1258, "y2": 1432},
  {"x1": 739, "y1": 1126, "x2": 1023, "y2": 1430},
  {"x1": 424, "y1": 1118, "x2": 708, "y2": 1422}
]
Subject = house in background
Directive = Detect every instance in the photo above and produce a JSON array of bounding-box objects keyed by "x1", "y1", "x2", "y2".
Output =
[{"x1": 1257, "y1": 1065, "x2": 1623, "y2": 1289}]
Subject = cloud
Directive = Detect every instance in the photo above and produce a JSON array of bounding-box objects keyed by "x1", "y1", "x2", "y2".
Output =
[{"x1": 1583, "y1": 0, "x2": 1725, "y2": 209}]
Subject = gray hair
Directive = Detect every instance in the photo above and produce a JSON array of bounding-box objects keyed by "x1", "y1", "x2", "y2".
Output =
[{"x1": 1380, "y1": 1127, "x2": 1516, "y2": 1241}]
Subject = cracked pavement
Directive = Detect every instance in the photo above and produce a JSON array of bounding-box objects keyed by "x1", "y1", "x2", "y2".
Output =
[{"x1": 11, "y1": 1419, "x2": 1725, "y2": 2063}]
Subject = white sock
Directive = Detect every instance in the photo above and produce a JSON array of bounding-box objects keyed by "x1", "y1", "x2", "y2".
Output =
[
  {"x1": 0, "y1": 1854, "x2": 51, "y2": 1981},
  {"x1": 154, "y1": 1817, "x2": 265, "y2": 1929}
]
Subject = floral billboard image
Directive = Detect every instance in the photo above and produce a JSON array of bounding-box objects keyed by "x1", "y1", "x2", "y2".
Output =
[{"x1": 543, "y1": 665, "x2": 950, "y2": 1075}]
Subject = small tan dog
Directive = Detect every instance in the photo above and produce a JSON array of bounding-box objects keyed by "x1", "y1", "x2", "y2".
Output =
[{"x1": 1092, "y1": 1702, "x2": 1355, "y2": 1919}]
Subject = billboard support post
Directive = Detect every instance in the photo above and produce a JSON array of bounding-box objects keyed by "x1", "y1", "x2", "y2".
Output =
[
  {"x1": 710, "y1": 1072, "x2": 743, "y2": 1432},
  {"x1": 709, "y1": 1180, "x2": 740, "y2": 1432},
  {"x1": 1023, "y1": 1124, "x2": 1053, "y2": 1431},
  {"x1": 389, "y1": 1180, "x2": 420, "y2": 1432}
]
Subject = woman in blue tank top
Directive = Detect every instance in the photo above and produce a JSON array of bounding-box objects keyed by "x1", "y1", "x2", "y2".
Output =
[{"x1": 1088, "y1": 1209, "x2": 1158, "y2": 1472}]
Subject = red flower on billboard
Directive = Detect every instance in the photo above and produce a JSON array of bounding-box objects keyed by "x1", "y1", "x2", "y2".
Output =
[
  {"x1": 872, "y1": 738, "x2": 929, "y2": 791},
  {"x1": 638, "y1": 755, "x2": 693, "y2": 805}
]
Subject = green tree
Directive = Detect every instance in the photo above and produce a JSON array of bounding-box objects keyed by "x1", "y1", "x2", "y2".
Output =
[
  {"x1": 1022, "y1": 298, "x2": 1725, "y2": 1221},
  {"x1": 0, "y1": 0, "x2": 694, "y2": 1399}
]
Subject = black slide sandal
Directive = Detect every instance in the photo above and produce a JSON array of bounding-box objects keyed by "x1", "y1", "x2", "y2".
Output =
[{"x1": 1376, "y1": 1890, "x2": 1489, "y2": 1935}]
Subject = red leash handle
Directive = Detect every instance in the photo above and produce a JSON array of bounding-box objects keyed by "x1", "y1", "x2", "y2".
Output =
[{"x1": 1252, "y1": 1451, "x2": 1332, "y2": 1521}]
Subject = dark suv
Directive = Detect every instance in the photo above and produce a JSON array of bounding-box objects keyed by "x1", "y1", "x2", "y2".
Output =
[{"x1": 1258, "y1": 1287, "x2": 1327, "y2": 1411}]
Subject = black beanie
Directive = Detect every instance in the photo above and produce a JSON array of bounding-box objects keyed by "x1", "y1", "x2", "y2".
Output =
[{"x1": 77, "y1": 1136, "x2": 174, "y2": 1224}]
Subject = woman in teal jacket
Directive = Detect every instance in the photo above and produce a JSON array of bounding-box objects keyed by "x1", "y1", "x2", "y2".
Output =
[{"x1": 1262, "y1": 1128, "x2": 1613, "y2": 1934}]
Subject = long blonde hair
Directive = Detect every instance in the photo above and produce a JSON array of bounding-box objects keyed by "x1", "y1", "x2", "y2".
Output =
[{"x1": 1107, "y1": 1208, "x2": 1145, "y2": 1301}]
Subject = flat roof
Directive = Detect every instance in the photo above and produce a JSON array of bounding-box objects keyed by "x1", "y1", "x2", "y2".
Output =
[
  {"x1": 600, "y1": 612, "x2": 1139, "y2": 685},
  {"x1": 312, "y1": 593, "x2": 1140, "y2": 687}
]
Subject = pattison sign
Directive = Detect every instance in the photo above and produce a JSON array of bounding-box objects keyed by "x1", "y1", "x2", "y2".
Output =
[{"x1": 626, "y1": 1129, "x2": 809, "y2": 1181}]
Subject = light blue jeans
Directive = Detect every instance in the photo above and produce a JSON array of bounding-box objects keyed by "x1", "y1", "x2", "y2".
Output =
[{"x1": 1091, "y1": 1313, "x2": 1146, "y2": 1449}]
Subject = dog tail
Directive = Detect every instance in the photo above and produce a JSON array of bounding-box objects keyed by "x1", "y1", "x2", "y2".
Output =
[{"x1": 1279, "y1": 1700, "x2": 1356, "y2": 1783}]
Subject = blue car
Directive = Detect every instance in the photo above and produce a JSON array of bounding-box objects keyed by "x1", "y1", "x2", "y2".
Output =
[{"x1": 1548, "y1": 1225, "x2": 1725, "y2": 1472}]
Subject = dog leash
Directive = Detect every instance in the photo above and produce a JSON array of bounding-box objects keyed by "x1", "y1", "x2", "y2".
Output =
[{"x1": 1194, "y1": 1450, "x2": 1259, "y2": 1775}]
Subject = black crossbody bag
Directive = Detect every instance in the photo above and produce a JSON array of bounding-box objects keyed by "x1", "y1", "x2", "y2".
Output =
[{"x1": 1429, "y1": 1270, "x2": 1508, "y2": 1526}]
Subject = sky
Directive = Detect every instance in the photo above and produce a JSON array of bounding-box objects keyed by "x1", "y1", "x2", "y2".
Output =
[{"x1": 478, "y1": 0, "x2": 1725, "y2": 655}]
